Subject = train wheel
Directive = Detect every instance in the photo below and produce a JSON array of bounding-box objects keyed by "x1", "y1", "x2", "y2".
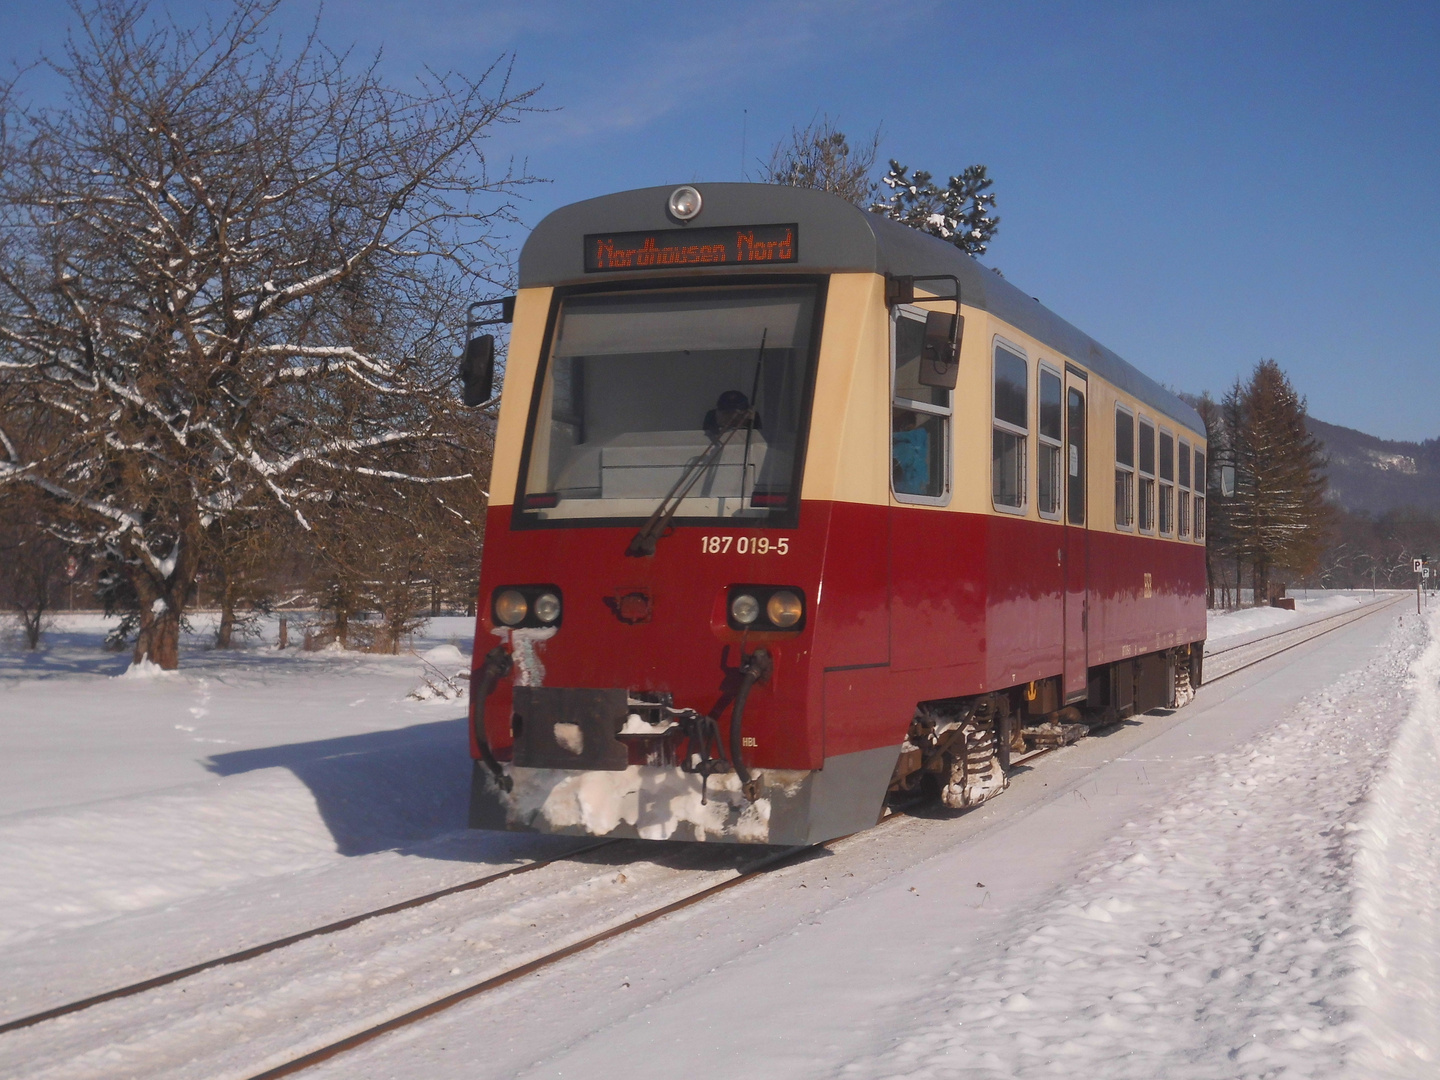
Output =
[{"x1": 939, "y1": 710, "x2": 1008, "y2": 810}]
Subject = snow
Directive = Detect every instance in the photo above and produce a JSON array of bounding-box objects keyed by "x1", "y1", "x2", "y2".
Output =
[
  {"x1": 1350, "y1": 608, "x2": 1440, "y2": 1076},
  {"x1": 420, "y1": 643, "x2": 466, "y2": 668},
  {"x1": 551, "y1": 721, "x2": 584, "y2": 754},
  {"x1": 504, "y1": 763, "x2": 780, "y2": 842},
  {"x1": 115, "y1": 657, "x2": 175, "y2": 680},
  {"x1": 1205, "y1": 588, "x2": 1387, "y2": 647},
  {"x1": 0, "y1": 613, "x2": 488, "y2": 946},
  {"x1": 1, "y1": 596, "x2": 1438, "y2": 1078}
]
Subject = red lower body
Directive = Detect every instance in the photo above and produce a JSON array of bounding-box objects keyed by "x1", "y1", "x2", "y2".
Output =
[{"x1": 470, "y1": 500, "x2": 1206, "y2": 770}]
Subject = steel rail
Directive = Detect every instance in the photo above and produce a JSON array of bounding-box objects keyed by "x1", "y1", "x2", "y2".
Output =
[
  {"x1": 1203, "y1": 594, "x2": 1401, "y2": 661},
  {"x1": 241, "y1": 808, "x2": 915, "y2": 1080},
  {"x1": 0, "y1": 838, "x2": 620, "y2": 1035},
  {"x1": 1203, "y1": 594, "x2": 1407, "y2": 679},
  {"x1": 1009, "y1": 593, "x2": 1407, "y2": 770},
  {"x1": 239, "y1": 841, "x2": 823, "y2": 1080}
]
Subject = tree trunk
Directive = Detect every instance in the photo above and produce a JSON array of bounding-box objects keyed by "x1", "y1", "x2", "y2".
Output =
[
  {"x1": 22, "y1": 605, "x2": 44, "y2": 649},
  {"x1": 216, "y1": 576, "x2": 237, "y2": 648},
  {"x1": 132, "y1": 593, "x2": 182, "y2": 668},
  {"x1": 129, "y1": 534, "x2": 201, "y2": 670}
]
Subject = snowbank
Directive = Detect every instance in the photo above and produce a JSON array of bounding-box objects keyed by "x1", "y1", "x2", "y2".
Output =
[
  {"x1": 829, "y1": 607, "x2": 1428, "y2": 1078},
  {"x1": 1350, "y1": 606, "x2": 1440, "y2": 1075}
]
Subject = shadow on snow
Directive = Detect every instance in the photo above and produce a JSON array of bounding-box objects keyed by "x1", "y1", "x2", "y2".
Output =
[{"x1": 205, "y1": 717, "x2": 476, "y2": 857}]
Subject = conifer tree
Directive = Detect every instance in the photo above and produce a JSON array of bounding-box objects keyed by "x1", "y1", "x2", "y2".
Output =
[
  {"x1": 870, "y1": 161, "x2": 999, "y2": 257},
  {"x1": 761, "y1": 122, "x2": 999, "y2": 257},
  {"x1": 1225, "y1": 361, "x2": 1331, "y2": 600}
]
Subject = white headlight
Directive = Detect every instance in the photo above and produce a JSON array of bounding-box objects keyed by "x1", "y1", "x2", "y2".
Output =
[
  {"x1": 730, "y1": 593, "x2": 760, "y2": 625},
  {"x1": 533, "y1": 592, "x2": 561, "y2": 624},
  {"x1": 668, "y1": 185, "x2": 702, "y2": 221}
]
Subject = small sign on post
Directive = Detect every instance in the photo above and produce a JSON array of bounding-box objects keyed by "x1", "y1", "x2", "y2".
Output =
[{"x1": 1416, "y1": 558, "x2": 1425, "y2": 575}]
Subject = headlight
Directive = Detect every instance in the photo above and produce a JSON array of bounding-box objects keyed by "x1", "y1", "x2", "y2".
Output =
[
  {"x1": 730, "y1": 593, "x2": 760, "y2": 625},
  {"x1": 766, "y1": 590, "x2": 803, "y2": 628},
  {"x1": 533, "y1": 592, "x2": 562, "y2": 624},
  {"x1": 667, "y1": 185, "x2": 702, "y2": 220},
  {"x1": 493, "y1": 589, "x2": 528, "y2": 626}
]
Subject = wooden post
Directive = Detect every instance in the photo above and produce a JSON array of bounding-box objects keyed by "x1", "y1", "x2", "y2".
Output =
[{"x1": 278, "y1": 617, "x2": 289, "y2": 649}]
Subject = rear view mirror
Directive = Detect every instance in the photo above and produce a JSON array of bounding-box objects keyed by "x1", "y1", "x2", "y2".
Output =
[
  {"x1": 460, "y1": 334, "x2": 495, "y2": 406},
  {"x1": 918, "y1": 310, "x2": 961, "y2": 389},
  {"x1": 1219, "y1": 464, "x2": 1236, "y2": 498}
]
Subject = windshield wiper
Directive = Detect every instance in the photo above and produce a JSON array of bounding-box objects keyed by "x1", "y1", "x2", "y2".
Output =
[{"x1": 626, "y1": 331, "x2": 766, "y2": 557}]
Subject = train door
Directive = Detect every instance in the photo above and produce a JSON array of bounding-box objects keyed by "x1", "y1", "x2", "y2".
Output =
[{"x1": 1063, "y1": 368, "x2": 1089, "y2": 701}]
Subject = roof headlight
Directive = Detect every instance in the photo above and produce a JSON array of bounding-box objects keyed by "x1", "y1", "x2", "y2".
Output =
[
  {"x1": 766, "y1": 590, "x2": 804, "y2": 628},
  {"x1": 493, "y1": 589, "x2": 528, "y2": 627},
  {"x1": 667, "y1": 185, "x2": 703, "y2": 221},
  {"x1": 533, "y1": 592, "x2": 562, "y2": 625},
  {"x1": 730, "y1": 592, "x2": 760, "y2": 625}
]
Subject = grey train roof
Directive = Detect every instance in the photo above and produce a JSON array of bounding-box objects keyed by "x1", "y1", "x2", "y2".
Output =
[{"x1": 519, "y1": 183, "x2": 1203, "y2": 434}]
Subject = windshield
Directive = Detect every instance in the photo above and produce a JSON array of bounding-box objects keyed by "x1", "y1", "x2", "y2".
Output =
[{"x1": 517, "y1": 283, "x2": 820, "y2": 524}]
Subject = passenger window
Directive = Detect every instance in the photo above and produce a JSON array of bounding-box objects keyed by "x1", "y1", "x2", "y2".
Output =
[
  {"x1": 1138, "y1": 419, "x2": 1156, "y2": 532},
  {"x1": 891, "y1": 309, "x2": 949, "y2": 500},
  {"x1": 1158, "y1": 430, "x2": 1174, "y2": 535},
  {"x1": 1177, "y1": 442, "x2": 1192, "y2": 537},
  {"x1": 992, "y1": 345, "x2": 1028, "y2": 510},
  {"x1": 1037, "y1": 368, "x2": 1062, "y2": 517},
  {"x1": 1114, "y1": 407, "x2": 1135, "y2": 529}
]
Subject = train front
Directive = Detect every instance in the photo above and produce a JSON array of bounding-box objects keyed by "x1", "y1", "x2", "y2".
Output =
[{"x1": 467, "y1": 184, "x2": 888, "y2": 846}]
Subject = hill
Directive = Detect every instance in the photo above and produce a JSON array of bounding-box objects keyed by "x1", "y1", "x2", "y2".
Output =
[{"x1": 1304, "y1": 417, "x2": 1440, "y2": 516}]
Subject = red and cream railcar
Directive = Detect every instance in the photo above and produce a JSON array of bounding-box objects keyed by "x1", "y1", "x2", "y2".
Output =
[{"x1": 467, "y1": 183, "x2": 1206, "y2": 844}]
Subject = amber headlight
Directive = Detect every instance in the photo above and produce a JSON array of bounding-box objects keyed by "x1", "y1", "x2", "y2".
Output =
[
  {"x1": 493, "y1": 589, "x2": 528, "y2": 627},
  {"x1": 766, "y1": 590, "x2": 803, "y2": 628}
]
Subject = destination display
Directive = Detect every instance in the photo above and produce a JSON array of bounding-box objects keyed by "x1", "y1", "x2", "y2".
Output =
[{"x1": 584, "y1": 223, "x2": 797, "y2": 273}]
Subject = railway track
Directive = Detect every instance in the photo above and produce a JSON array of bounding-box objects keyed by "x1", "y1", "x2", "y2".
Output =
[
  {"x1": 1008, "y1": 594, "x2": 1405, "y2": 770},
  {"x1": 0, "y1": 596, "x2": 1405, "y2": 1079},
  {"x1": 0, "y1": 838, "x2": 620, "y2": 1036}
]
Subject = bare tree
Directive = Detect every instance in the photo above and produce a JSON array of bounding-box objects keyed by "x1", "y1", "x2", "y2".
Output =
[
  {"x1": 761, "y1": 116, "x2": 881, "y2": 206},
  {"x1": 0, "y1": 490, "x2": 68, "y2": 648},
  {"x1": 0, "y1": 0, "x2": 534, "y2": 667}
]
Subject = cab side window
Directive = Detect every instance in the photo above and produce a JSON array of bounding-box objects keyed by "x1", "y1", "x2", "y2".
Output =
[
  {"x1": 992, "y1": 344, "x2": 1028, "y2": 510},
  {"x1": 891, "y1": 309, "x2": 949, "y2": 501}
]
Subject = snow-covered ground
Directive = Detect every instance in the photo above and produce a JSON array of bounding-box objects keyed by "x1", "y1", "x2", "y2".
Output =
[
  {"x1": 0, "y1": 596, "x2": 1437, "y2": 1078},
  {"x1": 1204, "y1": 588, "x2": 1390, "y2": 648}
]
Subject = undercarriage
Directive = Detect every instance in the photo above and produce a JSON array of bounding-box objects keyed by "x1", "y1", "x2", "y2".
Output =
[{"x1": 887, "y1": 644, "x2": 1202, "y2": 807}]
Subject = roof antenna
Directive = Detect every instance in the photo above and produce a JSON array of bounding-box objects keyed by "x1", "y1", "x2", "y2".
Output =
[{"x1": 741, "y1": 108, "x2": 747, "y2": 181}]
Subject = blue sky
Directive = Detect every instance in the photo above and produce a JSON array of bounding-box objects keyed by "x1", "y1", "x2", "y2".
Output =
[{"x1": 4, "y1": 1, "x2": 1437, "y2": 440}]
